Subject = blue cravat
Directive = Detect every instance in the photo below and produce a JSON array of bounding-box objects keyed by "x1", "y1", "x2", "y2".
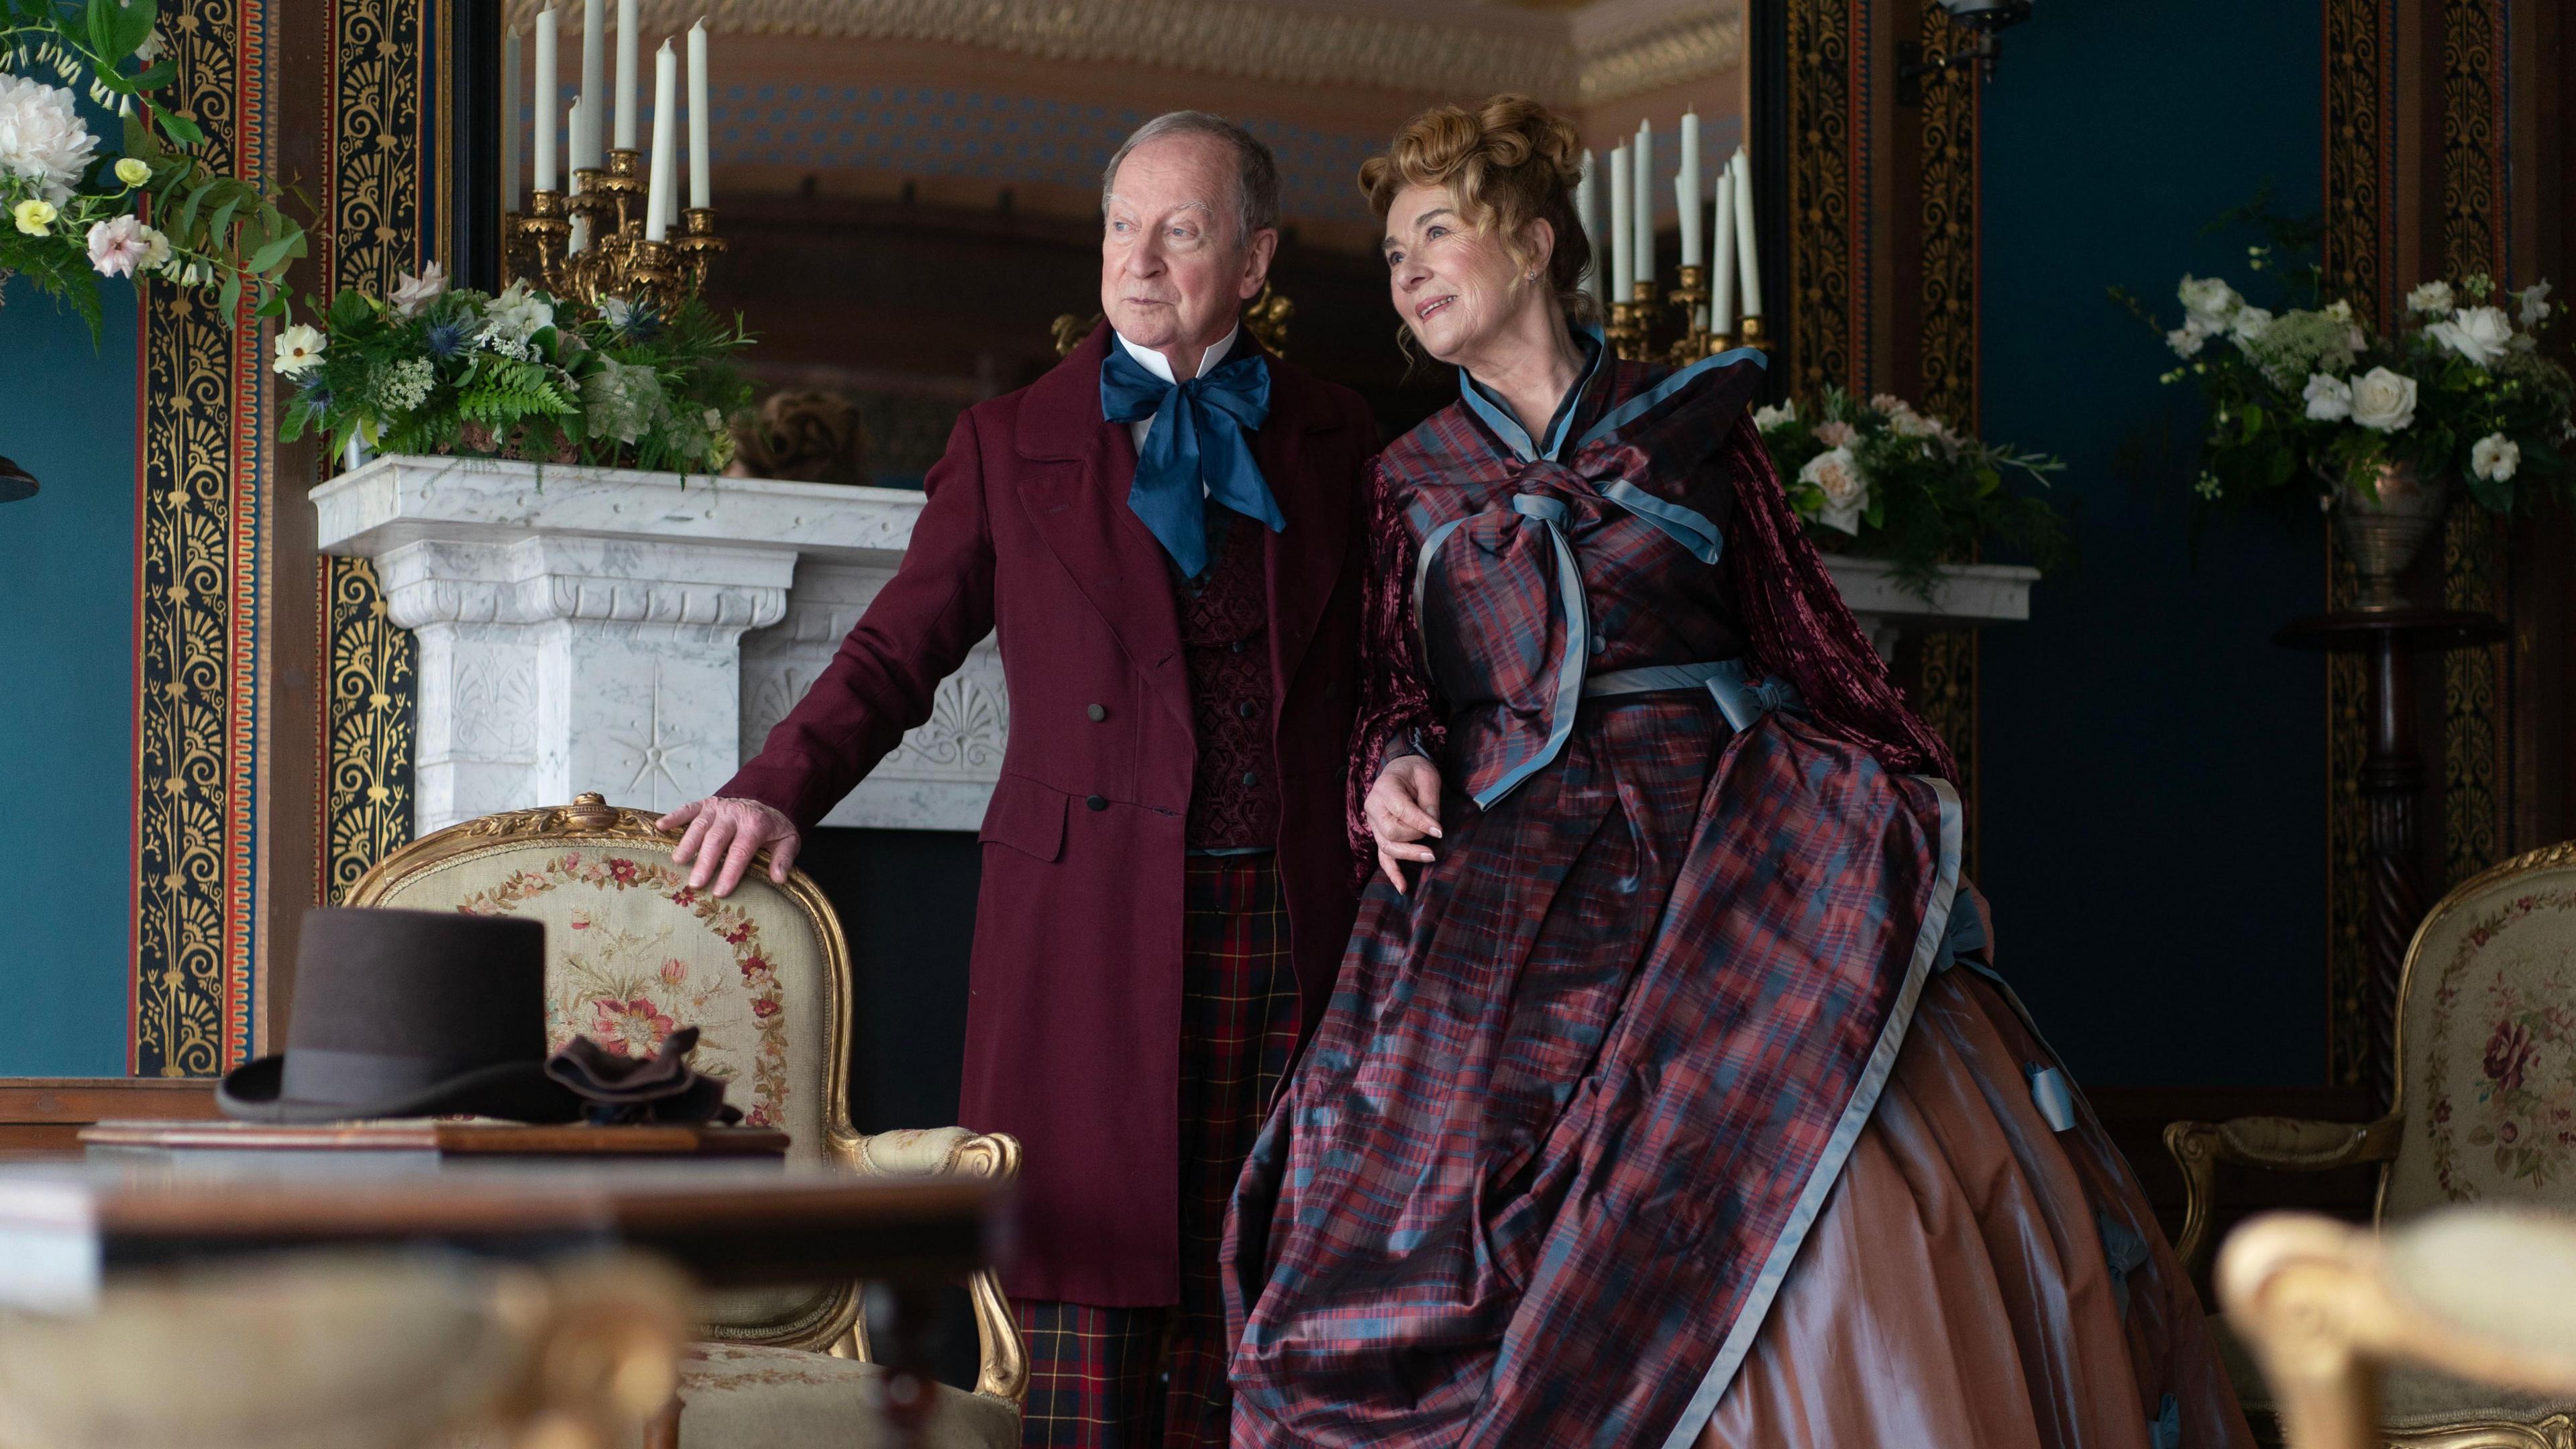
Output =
[{"x1": 1099, "y1": 341, "x2": 1282, "y2": 578}]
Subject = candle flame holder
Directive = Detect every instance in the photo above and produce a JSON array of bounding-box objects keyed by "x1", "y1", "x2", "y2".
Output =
[
  {"x1": 504, "y1": 148, "x2": 720, "y2": 315},
  {"x1": 1735, "y1": 313, "x2": 1771, "y2": 355},
  {"x1": 1660, "y1": 265, "x2": 1738, "y2": 364}
]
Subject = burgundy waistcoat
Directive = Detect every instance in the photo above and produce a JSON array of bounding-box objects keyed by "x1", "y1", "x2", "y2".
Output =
[{"x1": 1175, "y1": 511, "x2": 1282, "y2": 851}]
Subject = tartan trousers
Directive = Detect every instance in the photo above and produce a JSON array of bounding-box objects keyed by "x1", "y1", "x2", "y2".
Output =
[{"x1": 1016, "y1": 855, "x2": 1302, "y2": 1449}]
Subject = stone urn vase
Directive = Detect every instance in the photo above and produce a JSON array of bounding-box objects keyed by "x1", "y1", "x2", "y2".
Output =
[{"x1": 2331, "y1": 460, "x2": 2449, "y2": 611}]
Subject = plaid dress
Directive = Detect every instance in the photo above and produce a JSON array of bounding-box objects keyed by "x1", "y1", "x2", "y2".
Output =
[{"x1": 1222, "y1": 350, "x2": 1971, "y2": 1448}]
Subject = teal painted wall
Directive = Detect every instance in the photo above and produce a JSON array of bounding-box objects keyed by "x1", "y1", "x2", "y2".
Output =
[
  {"x1": 0, "y1": 280, "x2": 139, "y2": 1076},
  {"x1": 1979, "y1": 1, "x2": 2329, "y2": 1085}
]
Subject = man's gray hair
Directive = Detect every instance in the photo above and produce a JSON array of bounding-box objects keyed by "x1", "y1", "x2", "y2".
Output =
[{"x1": 1099, "y1": 111, "x2": 1281, "y2": 244}]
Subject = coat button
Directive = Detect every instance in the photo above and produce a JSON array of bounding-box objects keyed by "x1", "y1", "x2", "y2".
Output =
[
  {"x1": 1086, "y1": 794, "x2": 1109, "y2": 812},
  {"x1": 1087, "y1": 704, "x2": 1107, "y2": 722},
  {"x1": 1236, "y1": 700, "x2": 1257, "y2": 719},
  {"x1": 1229, "y1": 639, "x2": 1248, "y2": 655},
  {"x1": 1240, "y1": 770, "x2": 1260, "y2": 788}
]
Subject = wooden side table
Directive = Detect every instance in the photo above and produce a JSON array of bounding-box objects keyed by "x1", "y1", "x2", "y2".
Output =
[{"x1": 2277, "y1": 608, "x2": 2510, "y2": 1108}]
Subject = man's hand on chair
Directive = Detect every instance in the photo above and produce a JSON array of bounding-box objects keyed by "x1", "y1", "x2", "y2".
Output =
[{"x1": 659, "y1": 797, "x2": 802, "y2": 897}]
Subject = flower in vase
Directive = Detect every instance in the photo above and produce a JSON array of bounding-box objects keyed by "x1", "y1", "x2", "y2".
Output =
[
  {"x1": 2166, "y1": 322, "x2": 2212, "y2": 359},
  {"x1": 1812, "y1": 421, "x2": 1858, "y2": 448},
  {"x1": 0, "y1": 74, "x2": 99, "y2": 205},
  {"x1": 2428, "y1": 305, "x2": 2514, "y2": 368},
  {"x1": 2303, "y1": 373, "x2": 2353, "y2": 422},
  {"x1": 2348, "y1": 366, "x2": 2419, "y2": 433},
  {"x1": 10, "y1": 197, "x2": 56, "y2": 235},
  {"x1": 389, "y1": 261, "x2": 448, "y2": 317},
  {"x1": 113, "y1": 156, "x2": 150, "y2": 187},
  {"x1": 1889, "y1": 408, "x2": 1946, "y2": 440},
  {"x1": 374, "y1": 357, "x2": 435, "y2": 413},
  {"x1": 2178, "y1": 274, "x2": 2241, "y2": 325},
  {"x1": 422, "y1": 315, "x2": 473, "y2": 359},
  {"x1": 1799, "y1": 446, "x2": 1870, "y2": 536},
  {"x1": 272, "y1": 323, "x2": 328, "y2": 377},
  {"x1": 2471, "y1": 433, "x2": 2521, "y2": 483},
  {"x1": 85, "y1": 215, "x2": 155, "y2": 277},
  {"x1": 2407, "y1": 280, "x2": 2457, "y2": 316},
  {"x1": 474, "y1": 280, "x2": 553, "y2": 357},
  {"x1": 2517, "y1": 280, "x2": 2554, "y2": 328},
  {"x1": 2228, "y1": 305, "x2": 2275, "y2": 343},
  {"x1": 1751, "y1": 400, "x2": 1798, "y2": 432}
]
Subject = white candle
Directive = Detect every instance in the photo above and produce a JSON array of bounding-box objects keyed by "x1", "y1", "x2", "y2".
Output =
[
  {"x1": 645, "y1": 40, "x2": 677, "y2": 242},
  {"x1": 1709, "y1": 163, "x2": 1736, "y2": 333},
  {"x1": 1573, "y1": 148, "x2": 1601, "y2": 307},
  {"x1": 1678, "y1": 110, "x2": 1701, "y2": 268},
  {"x1": 614, "y1": 0, "x2": 639, "y2": 151},
  {"x1": 566, "y1": 96, "x2": 588, "y2": 252},
  {"x1": 1632, "y1": 120, "x2": 1654, "y2": 288},
  {"x1": 531, "y1": 9, "x2": 557, "y2": 192},
  {"x1": 687, "y1": 20, "x2": 711, "y2": 210},
  {"x1": 502, "y1": 30, "x2": 521, "y2": 205},
  {"x1": 564, "y1": 95, "x2": 583, "y2": 187},
  {"x1": 578, "y1": 0, "x2": 605, "y2": 166},
  {"x1": 1607, "y1": 142, "x2": 1632, "y2": 297},
  {"x1": 1733, "y1": 145, "x2": 1762, "y2": 318}
]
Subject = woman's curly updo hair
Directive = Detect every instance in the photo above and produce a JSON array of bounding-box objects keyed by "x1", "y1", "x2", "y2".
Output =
[{"x1": 1359, "y1": 95, "x2": 1597, "y2": 327}]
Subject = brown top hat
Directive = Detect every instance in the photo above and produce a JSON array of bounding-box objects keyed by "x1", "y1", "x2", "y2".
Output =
[{"x1": 218, "y1": 907, "x2": 582, "y2": 1123}]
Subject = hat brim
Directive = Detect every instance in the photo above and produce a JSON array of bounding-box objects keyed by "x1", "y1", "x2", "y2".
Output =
[{"x1": 216, "y1": 1053, "x2": 584, "y2": 1125}]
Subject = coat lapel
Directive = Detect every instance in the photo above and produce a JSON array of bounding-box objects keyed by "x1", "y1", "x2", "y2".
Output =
[
  {"x1": 1254, "y1": 347, "x2": 1354, "y2": 701},
  {"x1": 1014, "y1": 324, "x2": 1189, "y2": 730}
]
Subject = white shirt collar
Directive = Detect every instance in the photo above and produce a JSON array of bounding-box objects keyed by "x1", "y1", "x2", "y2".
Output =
[{"x1": 1114, "y1": 325, "x2": 1241, "y2": 384}]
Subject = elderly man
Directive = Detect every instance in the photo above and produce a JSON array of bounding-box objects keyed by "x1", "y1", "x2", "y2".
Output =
[{"x1": 659, "y1": 113, "x2": 1376, "y2": 1447}]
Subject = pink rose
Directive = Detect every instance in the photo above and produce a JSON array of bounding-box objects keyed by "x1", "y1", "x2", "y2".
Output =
[
  {"x1": 85, "y1": 215, "x2": 157, "y2": 278},
  {"x1": 1813, "y1": 421, "x2": 1858, "y2": 448}
]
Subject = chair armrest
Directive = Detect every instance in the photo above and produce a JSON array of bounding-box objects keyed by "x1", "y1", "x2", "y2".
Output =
[
  {"x1": 2165, "y1": 1115, "x2": 2402, "y2": 1279},
  {"x1": 822, "y1": 1126, "x2": 1027, "y2": 1407}
]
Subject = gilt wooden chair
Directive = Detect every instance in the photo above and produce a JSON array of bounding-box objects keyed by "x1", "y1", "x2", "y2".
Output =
[
  {"x1": 2169, "y1": 839, "x2": 2576, "y2": 1446},
  {"x1": 350, "y1": 793, "x2": 1025, "y2": 1449},
  {"x1": 2222, "y1": 1209, "x2": 2576, "y2": 1449}
]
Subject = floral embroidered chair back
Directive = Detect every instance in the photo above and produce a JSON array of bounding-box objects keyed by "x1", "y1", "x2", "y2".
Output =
[
  {"x1": 2386, "y1": 841, "x2": 2576, "y2": 1218},
  {"x1": 349, "y1": 793, "x2": 849, "y2": 1346}
]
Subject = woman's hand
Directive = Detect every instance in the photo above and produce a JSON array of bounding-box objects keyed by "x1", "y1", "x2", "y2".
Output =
[
  {"x1": 659, "y1": 796, "x2": 802, "y2": 897},
  {"x1": 1365, "y1": 755, "x2": 1444, "y2": 894}
]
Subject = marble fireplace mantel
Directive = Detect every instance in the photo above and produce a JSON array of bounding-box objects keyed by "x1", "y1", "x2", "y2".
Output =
[{"x1": 314, "y1": 455, "x2": 2033, "y2": 836}]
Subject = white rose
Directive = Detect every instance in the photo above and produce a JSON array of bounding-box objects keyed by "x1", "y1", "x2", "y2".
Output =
[
  {"x1": 2517, "y1": 280, "x2": 2554, "y2": 327},
  {"x1": 2167, "y1": 321, "x2": 2212, "y2": 358},
  {"x1": 2471, "y1": 433, "x2": 2520, "y2": 482},
  {"x1": 2406, "y1": 280, "x2": 2456, "y2": 315},
  {"x1": 389, "y1": 261, "x2": 447, "y2": 317},
  {"x1": 2324, "y1": 299, "x2": 2355, "y2": 323},
  {"x1": 272, "y1": 323, "x2": 327, "y2": 377},
  {"x1": 1799, "y1": 445, "x2": 1870, "y2": 536},
  {"x1": 1751, "y1": 400, "x2": 1798, "y2": 432},
  {"x1": 2427, "y1": 305, "x2": 2514, "y2": 368},
  {"x1": 1868, "y1": 393, "x2": 1907, "y2": 415},
  {"x1": 2177, "y1": 274, "x2": 2241, "y2": 324},
  {"x1": 1890, "y1": 409, "x2": 1945, "y2": 439},
  {"x1": 2302, "y1": 374, "x2": 2353, "y2": 422},
  {"x1": 2347, "y1": 366, "x2": 2418, "y2": 432},
  {"x1": 2229, "y1": 305, "x2": 2275, "y2": 343}
]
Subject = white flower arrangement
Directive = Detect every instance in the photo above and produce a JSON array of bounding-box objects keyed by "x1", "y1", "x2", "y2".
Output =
[{"x1": 2131, "y1": 259, "x2": 2575, "y2": 514}]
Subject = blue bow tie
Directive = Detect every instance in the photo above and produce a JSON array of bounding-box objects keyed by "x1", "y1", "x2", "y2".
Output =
[{"x1": 1100, "y1": 341, "x2": 1282, "y2": 578}]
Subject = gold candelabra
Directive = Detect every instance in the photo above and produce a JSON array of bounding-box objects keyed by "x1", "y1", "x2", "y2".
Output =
[
  {"x1": 1606, "y1": 264, "x2": 1768, "y2": 366},
  {"x1": 503, "y1": 148, "x2": 727, "y2": 313}
]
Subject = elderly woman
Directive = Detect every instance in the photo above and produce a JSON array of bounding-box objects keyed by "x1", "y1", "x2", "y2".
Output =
[{"x1": 1222, "y1": 97, "x2": 2250, "y2": 1449}]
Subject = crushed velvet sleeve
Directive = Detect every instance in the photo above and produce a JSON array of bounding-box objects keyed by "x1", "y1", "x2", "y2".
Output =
[{"x1": 1345, "y1": 458, "x2": 1447, "y2": 871}]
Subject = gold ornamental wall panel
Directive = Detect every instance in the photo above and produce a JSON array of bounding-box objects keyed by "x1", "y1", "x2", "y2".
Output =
[
  {"x1": 319, "y1": 0, "x2": 443, "y2": 903},
  {"x1": 1911, "y1": 3, "x2": 1981, "y2": 867},
  {"x1": 133, "y1": 0, "x2": 272, "y2": 1076}
]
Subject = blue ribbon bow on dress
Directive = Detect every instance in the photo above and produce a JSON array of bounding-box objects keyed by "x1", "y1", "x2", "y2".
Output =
[{"x1": 1100, "y1": 341, "x2": 1283, "y2": 578}]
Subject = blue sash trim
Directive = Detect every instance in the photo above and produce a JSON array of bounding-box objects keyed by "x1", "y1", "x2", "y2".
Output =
[
  {"x1": 1574, "y1": 345, "x2": 1769, "y2": 453},
  {"x1": 1599, "y1": 478, "x2": 1723, "y2": 566},
  {"x1": 1659, "y1": 777, "x2": 1964, "y2": 1449}
]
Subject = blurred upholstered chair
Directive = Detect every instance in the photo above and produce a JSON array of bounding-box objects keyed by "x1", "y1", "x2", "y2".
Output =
[
  {"x1": 2220, "y1": 1209, "x2": 2576, "y2": 1449},
  {"x1": 2168, "y1": 839, "x2": 2576, "y2": 1445},
  {"x1": 0, "y1": 1250, "x2": 685, "y2": 1449},
  {"x1": 350, "y1": 793, "x2": 1024, "y2": 1448}
]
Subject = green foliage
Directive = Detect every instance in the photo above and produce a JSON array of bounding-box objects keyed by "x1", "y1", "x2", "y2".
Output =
[
  {"x1": 280, "y1": 274, "x2": 757, "y2": 480},
  {"x1": 1, "y1": 0, "x2": 305, "y2": 339},
  {"x1": 1754, "y1": 387, "x2": 2072, "y2": 600}
]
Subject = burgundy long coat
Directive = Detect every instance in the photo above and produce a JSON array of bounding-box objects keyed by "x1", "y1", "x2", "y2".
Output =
[{"x1": 720, "y1": 323, "x2": 1375, "y2": 1305}]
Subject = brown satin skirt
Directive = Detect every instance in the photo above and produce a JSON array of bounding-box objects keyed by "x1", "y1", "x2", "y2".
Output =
[{"x1": 1696, "y1": 967, "x2": 2255, "y2": 1449}]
